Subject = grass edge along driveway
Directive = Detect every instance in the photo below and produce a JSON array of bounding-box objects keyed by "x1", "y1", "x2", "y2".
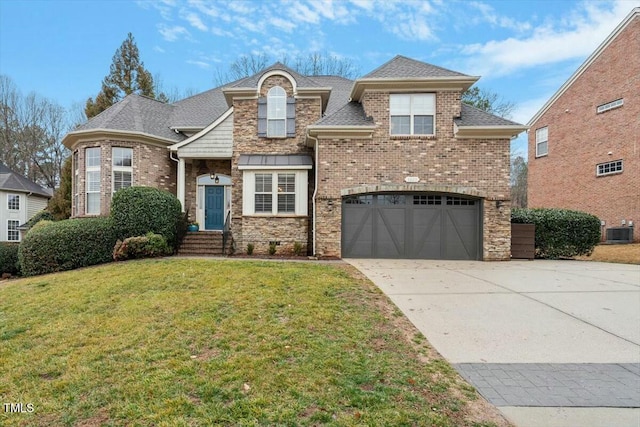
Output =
[{"x1": 0, "y1": 258, "x2": 510, "y2": 427}]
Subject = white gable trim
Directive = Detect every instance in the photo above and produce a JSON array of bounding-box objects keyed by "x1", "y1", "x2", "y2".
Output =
[
  {"x1": 528, "y1": 8, "x2": 639, "y2": 126},
  {"x1": 257, "y1": 70, "x2": 298, "y2": 94},
  {"x1": 168, "y1": 107, "x2": 234, "y2": 151}
]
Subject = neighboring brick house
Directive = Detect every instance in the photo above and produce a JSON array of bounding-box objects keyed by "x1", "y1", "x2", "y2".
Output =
[
  {"x1": 527, "y1": 8, "x2": 639, "y2": 242},
  {"x1": 63, "y1": 55, "x2": 526, "y2": 260},
  {"x1": 0, "y1": 162, "x2": 51, "y2": 242}
]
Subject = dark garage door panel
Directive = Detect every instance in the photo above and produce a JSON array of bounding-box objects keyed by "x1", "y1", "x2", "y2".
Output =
[{"x1": 342, "y1": 194, "x2": 480, "y2": 260}]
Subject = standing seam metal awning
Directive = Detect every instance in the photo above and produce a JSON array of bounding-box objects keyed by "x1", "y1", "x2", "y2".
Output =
[{"x1": 237, "y1": 154, "x2": 313, "y2": 169}]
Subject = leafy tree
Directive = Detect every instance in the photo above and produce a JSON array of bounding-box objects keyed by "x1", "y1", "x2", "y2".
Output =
[
  {"x1": 47, "y1": 156, "x2": 72, "y2": 219},
  {"x1": 462, "y1": 86, "x2": 516, "y2": 119},
  {"x1": 85, "y1": 33, "x2": 156, "y2": 118},
  {"x1": 510, "y1": 154, "x2": 528, "y2": 208}
]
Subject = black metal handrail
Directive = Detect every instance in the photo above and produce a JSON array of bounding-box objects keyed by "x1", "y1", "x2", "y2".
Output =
[{"x1": 222, "y1": 211, "x2": 231, "y2": 255}]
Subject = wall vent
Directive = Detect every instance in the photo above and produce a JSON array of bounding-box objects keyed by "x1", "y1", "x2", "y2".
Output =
[{"x1": 605, "y1": 227, "x2": 633, "y2": 243}]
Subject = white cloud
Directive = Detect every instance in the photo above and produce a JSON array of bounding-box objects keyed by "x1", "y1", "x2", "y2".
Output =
[
  {"x1": 153, "y1": 45, "x2": 166, "y2": 53},
  {"x1": 460, "y1": 1, "x2": 633, "y2": 76},
  {"x1": 158, "y1": 24, "x2": 190, "y2": 42},
  {"x1": 270, "y1": 17, "x2": 297, "y2": 33},
  {"x1": 183, "y1": 12, "x2": 208, "y2": 31},
  {"x1": 468, "y1": 1, "x2": 531, "y2": 32},
  {"x1": 186, "y1": 59, "x2": 211, "y2": 69}
]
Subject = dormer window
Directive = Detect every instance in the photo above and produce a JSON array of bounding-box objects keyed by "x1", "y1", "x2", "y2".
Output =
[
  {"x1": 390, "y1": 94, "x2": 435, "y2": 136},
  {"x1": 257, "y1": 85, "x2": 296, "y2": 138}
]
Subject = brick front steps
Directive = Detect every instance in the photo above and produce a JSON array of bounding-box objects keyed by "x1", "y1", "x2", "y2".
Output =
[{"x1": 178, "y1": 231, "x2": 231, "y2": 256}]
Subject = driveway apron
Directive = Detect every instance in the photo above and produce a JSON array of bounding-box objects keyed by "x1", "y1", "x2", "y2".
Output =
[{"x1": 347, "y1": 259, "x2": 640, "y2": 427}]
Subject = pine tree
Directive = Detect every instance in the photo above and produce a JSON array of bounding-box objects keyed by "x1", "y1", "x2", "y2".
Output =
[{"x1": 85, "y1": 33, "x2": 156, "y2": 119}]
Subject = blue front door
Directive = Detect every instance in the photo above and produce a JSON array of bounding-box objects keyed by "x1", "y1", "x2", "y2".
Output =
[{"x1": 205, "y1": 186, "x2": 224, "y2": 230}]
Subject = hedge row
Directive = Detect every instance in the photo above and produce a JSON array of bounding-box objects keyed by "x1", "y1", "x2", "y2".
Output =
[
  {"x1": 113, "y1": 233, "x2": 172, "y2": 261},
  {"x1": 512, "y1": 208, "x2": 601, "y2": 259},
  {"x1": 16, "y1": 187, "x2": 185, "y2": 277},
  {"x1": 0, "y1": 243, "x2": 20, "y2": 276},
  {"x1": 18, "y1": 218, "x2": 118, "y2": 276}
]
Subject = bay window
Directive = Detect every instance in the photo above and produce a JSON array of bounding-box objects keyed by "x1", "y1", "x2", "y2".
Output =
[
  {"x1": 112, "y1": 147, "x2": 132, "y2": 193},
  {"x1": 85, "y1": 147, "x2": 101, "y2": 215}
]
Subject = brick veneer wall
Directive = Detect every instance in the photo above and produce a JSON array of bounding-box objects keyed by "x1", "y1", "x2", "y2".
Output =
[
  {"x1": 230, "y1": 74, "x2": 321, "y2": 254},
  {"x1": 71, "y1": 139, "x2": 176, "y2": 217},
  {"x1": 528, "y1": 16, "x2": 639, "y2": 241},
  {"x1": 184, "y1": 159, "x2": 232, "y2": 223},
  {"x1": 315, "y1": 89, "x2": 512, "y2": 260}
]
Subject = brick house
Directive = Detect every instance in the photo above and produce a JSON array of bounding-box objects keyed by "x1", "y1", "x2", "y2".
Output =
[
  {"x1": 527, "y1": 8, "x2": 639, "y2": 242},
  {"x1": 63, "y1": 55, "x2": 526, "y2": 260}
]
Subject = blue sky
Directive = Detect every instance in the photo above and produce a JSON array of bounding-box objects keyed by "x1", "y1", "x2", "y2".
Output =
[{"x1": 0, "y1": 0, "x2": 637, "y2": 156}]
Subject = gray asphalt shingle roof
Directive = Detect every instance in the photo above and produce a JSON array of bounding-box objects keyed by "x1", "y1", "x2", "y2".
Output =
[
  {"x1": 76, "y1": 94, "x2": 181, "y2": 142},
  {"x1": 71, "y1": 56, "x2": 521, "y2": 139},
  {"x1": 455, "y1": 103, "x2": 523, "y2": 127},
  {"x1": 0, "y1": 163, "x2": 51, "y2": 198},
  {"x1": 362, "y1": 55, "x2": 469, "y2": 79},
  {"x1": 315, "y1": 102, "x2": 374, "y2": 126}
]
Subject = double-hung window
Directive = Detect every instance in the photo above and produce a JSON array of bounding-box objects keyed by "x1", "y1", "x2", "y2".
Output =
[
  {"x1": 535, "y1": 126, "x2": 548, "y2": 157},
  {"x1": 85, "y1": 147, "x2": 101, "y2": 215},
  {"x1": 390, "y1": 94, "x2": 435, "y2": 135},
  {"x1": 7, "y1": 194, "x2": 20, "y2": 211},
  {"x1": 112, "y1": 147, "x2": 132, "y2": 193},
  {"x1": 7, "y1": 220, "x2": 19, "y2": 242},
  {"x1": 242, "y1": 171, "x2": 308, "y2": 216}
]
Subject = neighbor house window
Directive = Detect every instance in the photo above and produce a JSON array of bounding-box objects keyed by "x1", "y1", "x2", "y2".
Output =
[
  {"x1": 85, "y1": 147, "x2": 101, "y2": 215},
  {"x1": 112, "y1": 147, "x2": 132, "y2": 193},
  {"x1": 597, "y1": 160, "x2": 623, "y2": 176},
  {"x1": 535, "y1": 126, "x2": 548, "y2": 157},
  {"x1": 597, "y1": 99, "x2": 623, "y2": 114},
  {"x1": 242, "y1": 171, "x2": 308, "y2": 216},
  {"x1": 7, "y1": 220, "x2": 19, "y2": 242},
  {"x1": 7, "y1": 194, "x2": 20, "y2": 210},
  {"x1": 390, "y1": 94, "x2": 435, "y2": 135}
]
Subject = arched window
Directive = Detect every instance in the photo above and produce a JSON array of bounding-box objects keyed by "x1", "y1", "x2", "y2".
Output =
[{"x1": 267, "y1": 86, "x2": 286, "y2": 137}]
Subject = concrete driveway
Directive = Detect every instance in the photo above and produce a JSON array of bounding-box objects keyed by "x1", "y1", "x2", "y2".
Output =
[{"x1": 347, "y1": 259, "x2": 640, "y2": 427}]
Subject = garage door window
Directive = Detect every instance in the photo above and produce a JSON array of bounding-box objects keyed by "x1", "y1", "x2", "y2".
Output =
[{"x1": 446, "y1": 196, "x2": 476, "y2": 206}]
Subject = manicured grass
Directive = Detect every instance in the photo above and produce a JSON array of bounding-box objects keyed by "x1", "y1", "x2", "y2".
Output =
[
  {"x1": 576, "y1": 243, "x2": 640, "y2": 264},
  {"x1": 1, "y1": 259, "x2": 507, "y2": 426}
]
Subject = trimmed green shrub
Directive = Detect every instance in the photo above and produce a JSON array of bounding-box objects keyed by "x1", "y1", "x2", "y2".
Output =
[
  {"x1": 113, "y1": 233, "x2": 172, "y2": 261},
  {"x1": 0, "y1": 243, "x2": 20, "y2": 276},
  {"x1": 18, "y1": 217, "x2": 118, "y2": 276},
  {"x1": 512, "y1": 208, "x2": 601, "y2": 259},
  {"x1": 22, "y1": 210, "x2": 55, "y2": 231},
  {"x1": 111, "y1": 186, "x2": 182, "y2": 250}
]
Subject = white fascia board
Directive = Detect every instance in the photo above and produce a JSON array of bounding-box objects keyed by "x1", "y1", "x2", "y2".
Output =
[
  {"x1": 455, "y1": 125, "x2": 529, "y2": 139},
  {"x1": 63, "y1": 129, "x2": 177, "y2": 149},
  {"x1": 168, "y1": 108, "x2": 234, "y2": 151}
]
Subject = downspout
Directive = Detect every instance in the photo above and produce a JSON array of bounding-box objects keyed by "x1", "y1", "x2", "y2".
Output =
[{"x1": 307, "y1": 132, "x2": 319, "y2": 257}]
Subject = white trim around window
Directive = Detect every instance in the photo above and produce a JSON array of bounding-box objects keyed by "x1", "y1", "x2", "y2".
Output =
[
  {"x1": 390, "y1": 93, "x2": 435, "y2": 136},
  {"x1": 7, "y1": 193, "x2": 20, "y2": 211},
  {"x1": 85, "y1": 147, "x2": 101, "y2": 215},
  {"x1": 596, "y1": 159, "x2": 623, "y2": 177},
  {"x1": 112, "y1": 147, "x2": 133, "y2": 194},
  {"x1": 535, "y1": 126, "x2": 548, "y2": 157},
  {"x1": 7, "y1": 219, "x2": 20, "y2": 242},
  {"x1": 242, "y1": 170, "x2": 308, "y2": 216},
  {"x1": 73, "y1": 150, "x2": 79, "y2": 216}
]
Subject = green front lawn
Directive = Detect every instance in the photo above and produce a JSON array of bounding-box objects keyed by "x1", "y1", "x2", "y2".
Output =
[{"x1": 1, "y1": 259, "x2": 506, "y2": 426}]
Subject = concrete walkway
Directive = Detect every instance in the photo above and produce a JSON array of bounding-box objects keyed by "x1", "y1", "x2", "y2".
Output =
[{"x1": 347, "y1": 259, "x2": 640, "y2": 427}]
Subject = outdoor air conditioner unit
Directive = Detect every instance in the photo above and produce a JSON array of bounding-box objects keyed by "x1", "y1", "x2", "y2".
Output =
[{"x1": 605, "y1": 227, "x2": 634, "y2": 243}]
